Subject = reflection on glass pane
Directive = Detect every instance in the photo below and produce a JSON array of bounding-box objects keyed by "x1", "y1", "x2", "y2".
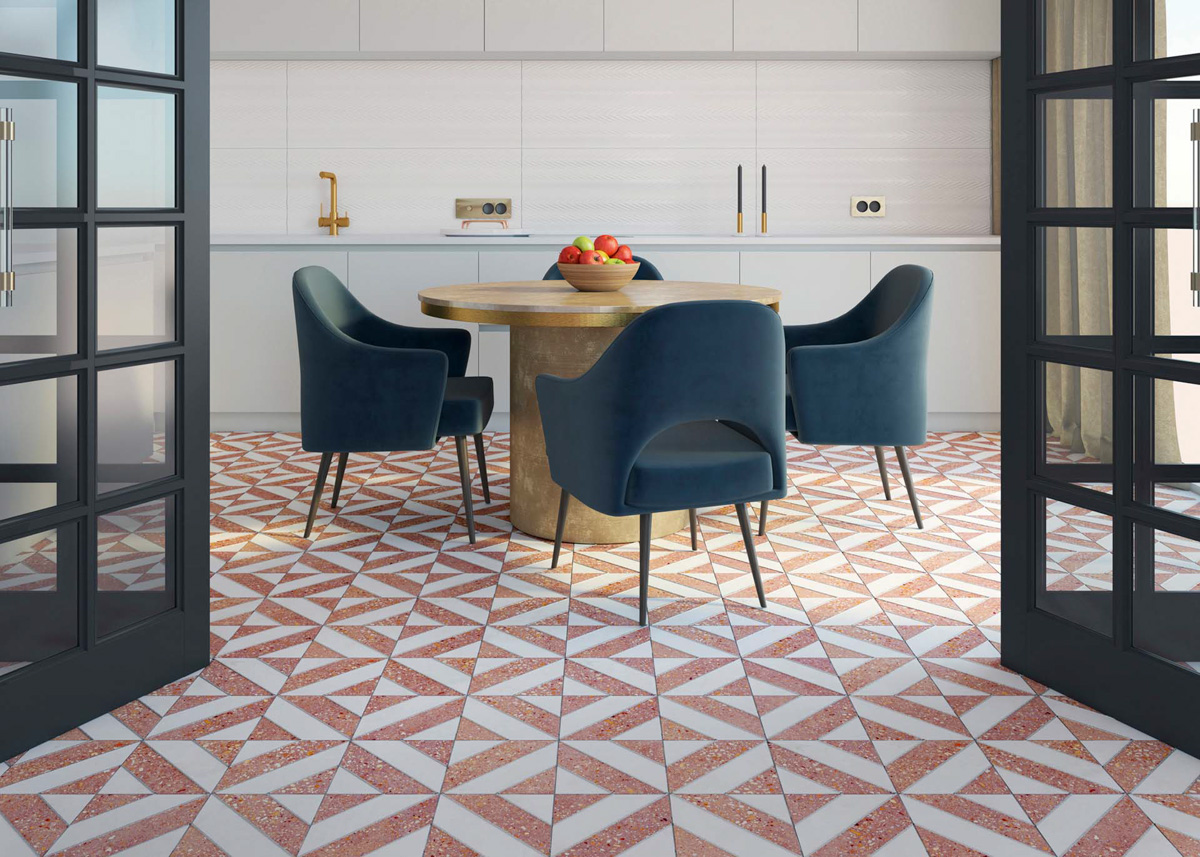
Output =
[
  {"x1": 1135, "y1": 0, "x2": 1200, "y2": 61},
  {"x1": 1040, "y1": 497, "x2": 1113, "y2": 636},
  {"x1": 1134, "y1": 228, "x2": 1200, "y2": 344},
  {"x1": 0, "y1": 525, "x2": 77, "y2": 679},
  {"x1": 98, "y1": 361, "x2": 174, "y2": 494},
  {"x1": 0, "y1": 375, "x2": 77, "y2": 523},
  {"x1": 0, "y1": 0, "x2": 78, "y2": 62},
  {"x1": 1141, "y1": 377, "x2": 1200, "y2": 523},
  {"x1": 1133, "y1": 526, "x2": 1200, "y2": 675},
  {"x1": 97, "y1": 496, "x2": 170, "y2": 638},
  {"x1": 1039, "y1": 227, "x2": 1112, "y2": 339},
  {"x1": 98, "y1": 227, "x2": 174, "y2": 349},
  {"x1": 98, "y1": 0, "x2": 175, "y2": 75},
  {"x1": 1041, "y1": 0, "x2": 1112, "y2": 73},
  {"x1": 1041, "y1": 361, "x2": 1113, "y2": 493},
  {"x1": 98, "y1": 86, "x2": 175, "y2": 208},
  {"x1": 0, "y1": 229, "x2": 77, "y2": 364},
  {"x1": 1132, "y1": 76, "x2": 1200, "y2": 208},
  {"x1": 0, "y1": 74, "x2": 78, "y2": 208},
  {"x1": 1040, "y1": 90, "x2": 1112, "y2": 208}
]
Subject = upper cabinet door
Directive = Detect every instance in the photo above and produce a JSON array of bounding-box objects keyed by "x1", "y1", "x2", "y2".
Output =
[
  {"x1": 734, "y1": 0, "x2": 857, "y2": 53},
  {"x1": 484, "y1": 0, "x2": 602, "y2": 52},
  {"x1": 360, "y1": 0, "x2": 484, "y2": 53},
  {"x1": 0, "y1": 0, "x2": 77, "y2": 63},
  {"x1": 604, "y1": 0, "x2": 733, "y2": 53},
  {"x1": 210, "y1": 0, "x2": 359, "y2": 54},
  {"x1": 858, "y1": 0, "x2": 1000, "y2": 55}
]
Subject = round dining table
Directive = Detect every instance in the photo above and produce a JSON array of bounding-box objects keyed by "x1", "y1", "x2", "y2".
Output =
[{"x1": 419, "y1": 280, "x2": 783, "y2": 544}]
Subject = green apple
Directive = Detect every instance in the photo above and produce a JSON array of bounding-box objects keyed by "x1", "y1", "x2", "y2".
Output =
[
  {"x1": 604, "y1": 258, "x2": 625, "y2": 265},
  {"x1": 572, "y1": 236, "x2": 594, "y2": 252}
]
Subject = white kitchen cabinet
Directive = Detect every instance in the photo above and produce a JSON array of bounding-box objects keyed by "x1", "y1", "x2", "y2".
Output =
[
  {"x1": 484, "y1": 0, "x2": 603, "y2": 52},
  {"x1": 210, "y1": 0, "x2": 359, "y2": 54},
  {"x1": 644, "y1": 250, "x2": 741, "y2": 284},
  {"x1": 210, "y1": 250, "x2": 348, "y2": 417},
  {"x1": 479, "y1": 250, "x2": 553, "y2": 283},
  {"x1": 604, "y1": 0, "x2": 733, "y2": 52},
  {"x1": 871, "y1": 251, "x2": 1001, "y2": 420},
  {"x1": 858, "y1": 0, "x2": 1000, "y2": 55},
  {"x1": 739, "y1": 251, "x2": 871, "y2": 326},
  {"x1": 360, "y1": 0, "x2": 485, "y2": 53},
  {"x1": 733, "y1": 0, "x2": 857, "y2": 53},
  {"x1": 478, "y1": 331, "x2": 512, "y2": 414}
]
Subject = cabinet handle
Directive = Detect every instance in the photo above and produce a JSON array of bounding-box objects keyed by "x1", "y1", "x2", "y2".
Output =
[{"x1": 0, "y1": 107, "x2": 12, "y2": 309}]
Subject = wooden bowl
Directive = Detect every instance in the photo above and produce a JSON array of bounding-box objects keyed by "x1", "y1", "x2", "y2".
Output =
[{"x1": 557, "y1": 261, "x2": 639, "y2": 292}]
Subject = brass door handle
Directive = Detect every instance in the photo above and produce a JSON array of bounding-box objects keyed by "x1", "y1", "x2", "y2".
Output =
[{"x1": 0, "y1": 107, "x2": 13, "y2": 308}]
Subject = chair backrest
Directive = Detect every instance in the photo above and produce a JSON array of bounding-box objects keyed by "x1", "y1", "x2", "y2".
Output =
[
  {"x1": 539, "y1": 300, "x2": 786, "y2": 515},
  {"x1": 855, "y1": 264, "x2": 934, "y2": 340},
  {"x1": 293, "y1": 264, "x2": 380, "y2": 342},
  {"x1": 542, "y1": 255, "x2": 664, "y2": 281}
]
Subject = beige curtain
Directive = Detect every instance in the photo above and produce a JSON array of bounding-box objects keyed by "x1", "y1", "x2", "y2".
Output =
[{"x1": 1041, "y1": 0, "x2": 1182, "y2": 466}]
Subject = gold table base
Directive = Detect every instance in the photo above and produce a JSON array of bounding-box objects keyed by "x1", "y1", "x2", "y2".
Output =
[{"x1": 509, "y1": 326, "x2": 688, "y2": 543}]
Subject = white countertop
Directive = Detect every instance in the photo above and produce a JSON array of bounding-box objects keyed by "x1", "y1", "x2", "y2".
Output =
[{"x1": 211, "y1": 232, "x2": 1001, "y2": 249}]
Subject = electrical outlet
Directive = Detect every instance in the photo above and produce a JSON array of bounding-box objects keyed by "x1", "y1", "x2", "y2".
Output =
[
  {"x1": 851, "y1": 196, "x2": 886, "y2": 217},
  {"x1": 456, "y1": 198, "x2": 512, "y2": 220}
]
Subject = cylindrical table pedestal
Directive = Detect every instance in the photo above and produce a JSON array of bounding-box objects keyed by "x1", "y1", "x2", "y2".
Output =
[{"x1": 509, "y1": 325, "x2": 688, "y2": 543}]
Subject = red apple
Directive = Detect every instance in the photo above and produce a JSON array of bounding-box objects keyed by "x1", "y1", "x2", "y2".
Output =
[
  {"x1": 613, "y1": 245, "x2": 633, "y2": 263},
  {"x1": 577, "y1": 250, "x2": 604, "y2": 265},
  {"x1": 559, "y1": 245, "x2": 581, "y2": 264},
  {"x1": 594, "y1": 234, "x2": 619, "y2": 257}
]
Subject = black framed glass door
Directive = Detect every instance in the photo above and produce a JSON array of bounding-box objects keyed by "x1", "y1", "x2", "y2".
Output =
[
  {"x1": 1003, "y1": 0, "x2": 1200, "y2": 754},
  {"x1": 0, "y1": 0, "x2": 208, "y2": 759}
]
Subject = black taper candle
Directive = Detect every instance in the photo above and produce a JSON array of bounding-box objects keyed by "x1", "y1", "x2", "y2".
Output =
[
  {"x1": 737, "y1": 165, "x2": 742, "y2": 213},
  {"x1": 761, "y1": 165, "x2": 767, "y2": 213}
]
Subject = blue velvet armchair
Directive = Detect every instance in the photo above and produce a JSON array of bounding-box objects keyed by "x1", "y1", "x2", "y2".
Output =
[
  {"x1": 292, "y1": 266, "x2": 494, "y2": 542},
  {"x1": 537, "y1": 300, "x2": 787, "y2": 625},
  {"x1": 760, "y1": 264, "x2": 934, "y2": 533},
  {"x1": 542, "y1": 255, "x2": 664, "y2": 281}
]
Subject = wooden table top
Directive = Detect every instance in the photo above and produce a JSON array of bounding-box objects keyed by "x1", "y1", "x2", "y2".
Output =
[{"x1": 419, "y1": 280, "x2": 782, "y2": 327}]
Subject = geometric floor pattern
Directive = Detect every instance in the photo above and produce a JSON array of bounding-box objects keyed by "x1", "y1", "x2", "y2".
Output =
[{"x1": 3, "y1": 431, "x2": 1200, "y2": 856}]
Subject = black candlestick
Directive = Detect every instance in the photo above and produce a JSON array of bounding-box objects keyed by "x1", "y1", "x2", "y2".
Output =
[{"x1": 761, "y1": 165, "x2": 768, "y2": 234}]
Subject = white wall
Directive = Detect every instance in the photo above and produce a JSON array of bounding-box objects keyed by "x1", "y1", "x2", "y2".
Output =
[{"x1": 211, "y1": 59, "x2": 993, "y2": 237}]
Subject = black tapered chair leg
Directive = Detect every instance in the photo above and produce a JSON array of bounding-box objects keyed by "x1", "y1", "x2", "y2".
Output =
[
  {"x1": 736, "y1": 503, "x2": 767, "y2": 608},
  {"x1": 474, "y1": 434, "x2": 491, "y2": 504},
  {"x1": 304, "y1": 452, "x2": 333, "y2": 539},
  {"x1": 330, "y1": 452, "x2": 348, "y2": 509},
  {"x1": 688, "y1": 509, "x2": 699, "y2": 550},
  {"x1": 895, "y1": 446, "x2": 923, "y2": 529},
  {"x1": 874, "y1": 446, "x2": 892, "y2": 500},
  {"x1": 757, "y1": 499, "x2": 769, "y2": 536},
  {"x1": 552, "y1": 489, "x2": 570, "y2": 568},
  {"x1": 455, "y1": 436, "x2": 476, "y2": 543},
  {"x1": 639, "y1": 513, "x2": 652, "y2": 626}
]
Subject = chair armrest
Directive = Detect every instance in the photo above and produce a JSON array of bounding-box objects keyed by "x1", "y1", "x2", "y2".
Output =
[{"x1": 347, "y1": 316, "x2": 472, "y2": 377}]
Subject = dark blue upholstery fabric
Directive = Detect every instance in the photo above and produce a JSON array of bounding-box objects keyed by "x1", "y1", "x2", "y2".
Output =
[
  {"x1": 292, "y1": 265, "x2": 491, "y2": 452},
  {"x1": 438, "y1": 377, "x2": 495, "y2": 438},
  {"x1": 542, "y1": 255, "x2": 664, "y2": 281},
  {"x1": 785, "y1": 264, "x2": 934, "y2": 448},
  {"x1": 537, "y1": 300, "x2": 787, "y2": 517}
]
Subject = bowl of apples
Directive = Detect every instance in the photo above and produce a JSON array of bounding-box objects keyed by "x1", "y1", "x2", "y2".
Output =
[{"x1": 556, "y1": 234, "x2": 639, "y2": 292}]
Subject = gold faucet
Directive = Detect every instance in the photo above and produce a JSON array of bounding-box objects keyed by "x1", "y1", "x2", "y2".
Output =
[{"x1": 318, "y1": 171, "x2": 349, "y2": 236}]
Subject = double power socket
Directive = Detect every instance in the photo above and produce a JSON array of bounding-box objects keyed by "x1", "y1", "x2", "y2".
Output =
[{"x1": 851, "y1": 196, "x2": 887, "y2": 217}]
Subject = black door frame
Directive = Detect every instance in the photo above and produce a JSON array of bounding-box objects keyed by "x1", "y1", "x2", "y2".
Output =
[
  {"x1": 0, "y1": 0, "x2": 208, "y2": 759},
  {"x1": 1002, "y1": 0, "x2": 1200, "y2": 756}
]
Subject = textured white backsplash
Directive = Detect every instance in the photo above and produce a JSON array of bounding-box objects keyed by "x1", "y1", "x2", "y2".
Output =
[{"x1": 211, "y1": 59, "x2": 992, "y2": 236}]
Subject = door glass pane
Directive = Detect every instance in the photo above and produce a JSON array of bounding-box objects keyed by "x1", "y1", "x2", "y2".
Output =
[
  {"x1": 98, "y1": 0, "x2": 174, "y2": 75},
  {"x1": 96, "y1": 495, "x2": 171, "y2": 637},
  {"x1": 1133, "y1": 525, "x2": 1200, "y2": 676},
  {"x1": 1132, "y1": 75, "x2": 1200, "y2": 208},
  {"x1": 1039, "y1": 226, "x2": 1113, "y2": 341},
  {"x1": 1040, "y1": 495, "x2": 1113, "y2": 636},
  {"x1": 1134, "y1": 228, "x2": 1200, "y2": 360},
  {"x1": 97, "y1": 85, "x2": 174, "y2": 208},
  {"x1": 0, "y1": 524, "x2": 78, "y2": 679},
  {"x1": 0, "y1": 74, "x2": 77, "y2": 208},
  {"x1": 0, "y1": 229, "x2": 77, "y2": 364},
  {"x1": 98, "y1": 227, "x2": 174, "y2": 349},
  {"x1": 1134, "y1": 0, "x2": 1200, "y2": 61},
  {"x1": 1040, "y1": 88, "x2": 1113, "y2": 208},
  {"x1": 0, "y1": 0, "x2": 78, "y2": 63},
  {"x1": 0, "y1": 374, "x2": 77, "y2": 523},
  {"x1": 97, "y1": 360, "x2": 174, "y2": 494},
  {"x1": 1040, "y1": 0, "x2": 1112, "y2": 73},
  {"x1": 1136, "y1": 376, "x2": 1200, "y2": 523},
  {"x1": 1040, "y1": 361, "x2": 1114, "y2": 493}
]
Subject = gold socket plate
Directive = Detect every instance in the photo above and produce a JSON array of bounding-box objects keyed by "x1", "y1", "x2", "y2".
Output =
[
  {"x1": 456, "y1": 198, "x2": 512, "y2": 220},
  {"x1": 851, "y1": 196, "x2": 887, "y2": 217}
]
